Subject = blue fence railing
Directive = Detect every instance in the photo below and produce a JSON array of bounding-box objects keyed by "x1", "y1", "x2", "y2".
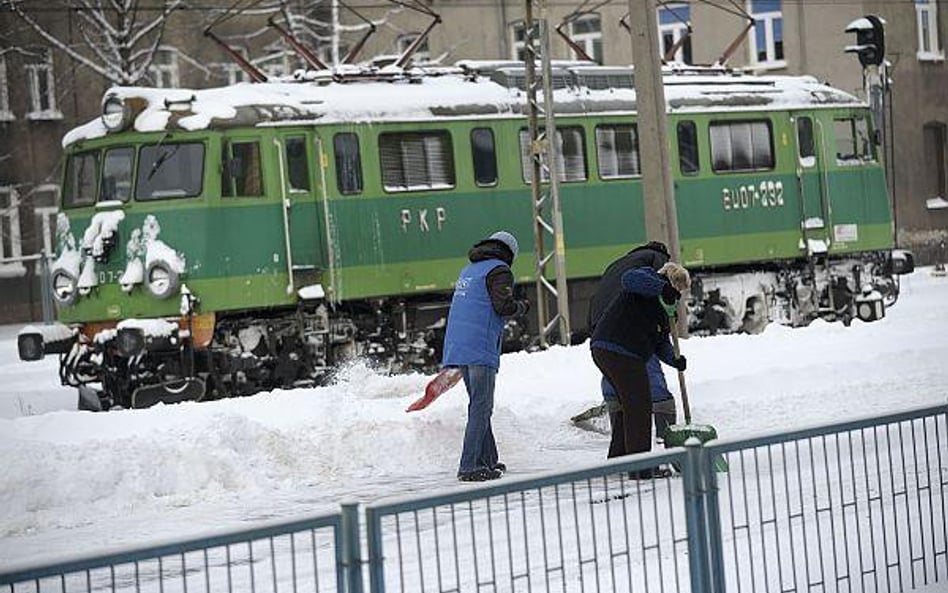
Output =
[{"x1": 3, "y1": 404, "x2": 946, "y2": 593}]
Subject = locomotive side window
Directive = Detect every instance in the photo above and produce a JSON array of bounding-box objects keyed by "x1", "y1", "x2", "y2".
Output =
[
  {"x1": 677, "y1": 120, "x2": 699, "y2": 175},
  {"x1": 63, "y1": 151, "x2": 99, "y2": 208},
  {"x1": 221, "y1": 140, "x2": 263, "y2": 197},
  {"x1": 136, "y1": 142, "x2": 204, "y2": 201},
  {"x1": 471, "y1": 128, "x2": 498, "y2": 187},
  {"x1": 834, "y1": 117, "x2": 874, "y2": 164},
  {"x1": 519, "y1": 127, "x2": 587, "y2": 183},
  {"x1": 334, "y1": 133, "x2": 363, "y2": 195},
  {"x1": 284, "y1": 136, "x2": 310, "y2": 192},
  {"x1": 797, "y1": 116, "x2": 815, "y2": 165},
  {"x1": 100, "y1": 147, "x2": 134, "y2": 203},
  {"x1": 596, "y1": 124, "x2": 640, "y2": 179},
  {"x1": 709, "y1": 120, "x2": 774, "y2": 172},
  {"x1": 379, "y1": 131, "x2": 455, "y2": 192}
]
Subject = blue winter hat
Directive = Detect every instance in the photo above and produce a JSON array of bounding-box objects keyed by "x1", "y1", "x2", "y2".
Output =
[{"x1": 489, "y1": 231, "x2": 519, "y2": 258}]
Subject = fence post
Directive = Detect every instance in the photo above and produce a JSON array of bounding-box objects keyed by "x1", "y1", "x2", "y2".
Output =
[
  {"x1": 363, "y1": 506, "x2": 384, "y2": 593},
  {"x1": 340, "y1": 502, "x2": 364, "y2": 593},
  {"x1": 703, "y1": 447, "x2": 727, "y2": 593},
  {"x1": 683, "y1": 438, "x2": 711, "y2": 593}
]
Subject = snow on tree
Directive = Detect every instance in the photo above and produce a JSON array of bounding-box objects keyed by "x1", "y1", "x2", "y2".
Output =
[{"x1": 2, "y1": 0, "x2": 184, "y2": 86}]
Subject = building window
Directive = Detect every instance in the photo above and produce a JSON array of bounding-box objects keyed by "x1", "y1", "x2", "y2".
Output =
[
  {"x1": 916, "y1": 0, "x2": 944, "y2": 60},
  {"x1": 285, "y1": 137, "x2": 310, "y2": 192},
  {"x1": 25, "y1": 48, "x2": 62, "y2": 120},
  {"x1": 596, "y1": 124, "x2": 640, "y2": 179},
  {"x1": 519, "y1": 127, "x2": 587, "y2": 183},
  {"x1": 710, "y1": 120, "x2": 774, "y2": 172},
  {"x1": 677, "y1": 120, "x2": 699, "y2": 175},
  {"x1": 379, "y1": 131, "x2": 455, "y2": 192},
  {"x1": 31, "y1": 185, "x2": 60, "y2": 259},
  {"x1": 748, "y1": 0, "x2": 784, "y2": 68},
  {"x1": 0, "y1": 54, "x2": 13, "y2": 121},
  {"x1": 570, "y1": 14, "x2": 603, "y2": 64},
  {"x1": 659, "y1": 4, "x2": 692, "y2": 64},
  {"x1": 148, "y1": 47, "x2": 179, "y2": 88},
  {"x1": 396, "y1": 33, "x2": 430, "y2": 63},
  {"x1": 334, "y1": 133, "x2": 363, "y2": 195},
  {"x1": 0, "y1": 187, "x2": 26, "y2": 278},
  {"x1": 471, "y1": 128, "x2": 498, "y2": 187},
  {"x1": 834, "y1": 117, "x2": 874, "y2": 164},
  {"x1": 923, "y1": 122, "x2": 947, "y2": 203},
  {"x1": 512, "y1": 21, "x2": 528, "y2": 61}
]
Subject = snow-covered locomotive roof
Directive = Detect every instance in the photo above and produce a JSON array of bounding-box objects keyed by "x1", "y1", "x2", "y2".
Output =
[{"x1": 64, "y1": 61, "x2": 864, "y2": 148}]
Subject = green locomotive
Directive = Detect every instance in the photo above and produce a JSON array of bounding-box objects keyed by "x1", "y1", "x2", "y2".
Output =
[{"x1": 16, "y1": 61, "x2": 914, "y2": 410}]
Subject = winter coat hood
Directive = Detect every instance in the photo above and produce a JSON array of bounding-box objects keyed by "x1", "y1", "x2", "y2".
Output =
[{"x1": 469, "y1": 241, "x2": 514, "y2": 266}]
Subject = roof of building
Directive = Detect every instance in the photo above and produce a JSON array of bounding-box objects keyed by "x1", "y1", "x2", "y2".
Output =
[{"x1": 63, "y1": 60, "x2": 865, "y2": 148}]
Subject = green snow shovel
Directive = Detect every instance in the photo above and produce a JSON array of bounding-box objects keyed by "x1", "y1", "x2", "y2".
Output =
[{"x1": 663, "y1": 322, "x2": 728, "y2": 472}]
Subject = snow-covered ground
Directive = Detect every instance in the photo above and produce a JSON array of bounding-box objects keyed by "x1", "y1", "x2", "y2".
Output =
[{"x1": 1, "y1": 269, "x2": 946, "y2": 570}]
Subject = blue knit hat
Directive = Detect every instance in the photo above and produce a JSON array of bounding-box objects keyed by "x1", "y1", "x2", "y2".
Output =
[{"x1": 489, "y1": 231, "x2": 519, "y2": 258}]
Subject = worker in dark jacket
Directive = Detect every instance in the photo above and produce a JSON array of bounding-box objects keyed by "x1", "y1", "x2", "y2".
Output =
[
  {"x1": 590, "y1": 262, "x2": 690, "y2": 477},
  {"x1": 590, "y1": 241, "x2": 676, "y2": 459},
  {"x1": 443, "y1": 231, "x2": 529, "y2": 482}
]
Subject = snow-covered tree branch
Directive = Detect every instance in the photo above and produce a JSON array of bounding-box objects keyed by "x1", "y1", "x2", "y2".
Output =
[{"x1": 2, "y1": 0, "x2": 184, "y2": 85}]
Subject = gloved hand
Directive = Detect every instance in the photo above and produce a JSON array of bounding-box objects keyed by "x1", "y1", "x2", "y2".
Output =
[
  {"x1": 660, "y1": 282, "x2": 681, "y2": 306},
  {"x1": 671, "y1": 355, "x2": 687, "y2": 372}
]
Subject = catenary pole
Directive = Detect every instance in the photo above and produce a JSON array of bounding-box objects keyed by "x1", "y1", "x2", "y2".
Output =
[
  {"x1": 628, "y1": 0, "x2": 679, "y2": 260},
  {"x1": 627, "y1": 0, "x2": 686, "y2": 332}
]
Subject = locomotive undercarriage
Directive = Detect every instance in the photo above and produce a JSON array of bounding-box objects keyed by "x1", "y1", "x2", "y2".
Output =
[{"x1": 54, "y1": 250, "x2": 909, "y2": 410}]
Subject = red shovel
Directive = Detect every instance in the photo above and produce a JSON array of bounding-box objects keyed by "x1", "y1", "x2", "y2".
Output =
[{"x1": 406, "y1": 367, "x2": 463, "y2": 412}]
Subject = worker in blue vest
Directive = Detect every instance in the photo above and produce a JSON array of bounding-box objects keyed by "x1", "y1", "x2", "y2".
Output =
[{"x1": 442, "y1": 231, "x2": 529, "y2": 482}]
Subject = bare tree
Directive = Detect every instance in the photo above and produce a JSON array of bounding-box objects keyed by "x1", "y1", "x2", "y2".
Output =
[{"x1": 2, "y1": 0, "x2": 184, "y2": 85}]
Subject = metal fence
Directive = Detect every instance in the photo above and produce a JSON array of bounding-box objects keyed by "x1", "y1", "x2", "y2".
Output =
[
  {"x1": 1, "y1": 513, "x2": 346, "y2": 593},
  {"x1": 3, "y1": 405, "x2": 946, "y2": 593}
]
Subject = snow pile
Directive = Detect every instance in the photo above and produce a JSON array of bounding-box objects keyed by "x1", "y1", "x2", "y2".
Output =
[
  {"x1": 81, "y1": 211, "x2": 126, "y2": 258},
  {"x1": 0, "y1": 270, "x2": 946, "y2": 562},
  {"x1": 18, "y1": 323, "x2": 75, "y2": 343},
  {"x1": 142, "y1": 215, "x2": 186, "y2": 273}
]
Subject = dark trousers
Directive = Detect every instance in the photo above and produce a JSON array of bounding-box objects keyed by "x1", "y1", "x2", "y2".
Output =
[{"x1": 592, "y1": 348, "x2": 652, "y2": 458}]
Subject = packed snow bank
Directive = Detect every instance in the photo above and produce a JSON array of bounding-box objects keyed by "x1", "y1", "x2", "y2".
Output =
[{"x1": 0, "y1": 269, "x2": 945, "y2": 563}]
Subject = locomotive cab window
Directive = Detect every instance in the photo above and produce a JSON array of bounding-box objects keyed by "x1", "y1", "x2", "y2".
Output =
[
  {"x1": 797, "y1": 116, "x2": 816, "y2": 167},
  {"x1": 596, "y1": 124, "x2": 640, "y2": 179},
  {"x1": 519, "y1": 127, "x2": 587, "y2": 183},
  {"x1": 471, "y1": 128, "x2": 498, "y2": 187},
  {"x1": 834, "y1": 117, "x2": 874, "y2": 164},
  {"x1": 379, "y1": 130, "x2": 455, "y2": 192},
  {"x1": 221, "y1": 140, "x2": 263, "y2": 197},
  {"x1": 334, "y1": 133, "x2": 363, "y2": 195},
  {"x1": 710, "y1": 120, "x2": 774, "y2": 172},
  {"x1": 284, "y1": 136, "x2": 310, "y2": 192},
  {"x1": 100, "y1": 147, "x2": 134, "y2": 203},
  {"x1": 63, "y1": 151, "x2": 99, "y2": 208},
  {"x1": 137, "y1": 142, "x2": 205, "y2": 201},
  {"x1": 677, "y1": 120, "x2": 699, "y2": 175}
]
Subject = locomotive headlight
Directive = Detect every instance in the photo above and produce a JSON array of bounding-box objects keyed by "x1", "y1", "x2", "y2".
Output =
[
  {"x1": 101, "y1": 94, "x2": 129, "y2": 132},
  {"x1": 144, "y1": 260, "x2": 180, "y2": 300},
  {"x1": 51, "y1": 270, "x2": 78, "y2": 306}
]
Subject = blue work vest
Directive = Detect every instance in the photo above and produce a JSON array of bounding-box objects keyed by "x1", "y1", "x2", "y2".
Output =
[{"x1": 442, "y1": 259, "x2": 507, "y2": 369}]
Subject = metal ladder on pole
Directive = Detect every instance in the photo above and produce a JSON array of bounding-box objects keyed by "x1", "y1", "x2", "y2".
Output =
[{"x1": 523, "y1": 0, "x2": 571, "y2": 347}]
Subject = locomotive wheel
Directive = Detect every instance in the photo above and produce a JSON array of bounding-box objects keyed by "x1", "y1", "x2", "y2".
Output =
[{"x1": 131, "y1": 377, "x2": 206, "y2": 408}]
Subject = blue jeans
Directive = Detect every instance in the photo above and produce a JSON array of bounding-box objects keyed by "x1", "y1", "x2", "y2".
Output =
[{"x1": 457, "y1": 365, "x2": 499, "y2": 474}]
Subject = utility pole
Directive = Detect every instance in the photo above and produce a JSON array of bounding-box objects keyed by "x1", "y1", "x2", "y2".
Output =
[
  {"x1": 627, "y1": 0, "x2": 680, "y2": 261},
  {"x1": 523, "y1": 0, "x2": 571, "y2": 347}
]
